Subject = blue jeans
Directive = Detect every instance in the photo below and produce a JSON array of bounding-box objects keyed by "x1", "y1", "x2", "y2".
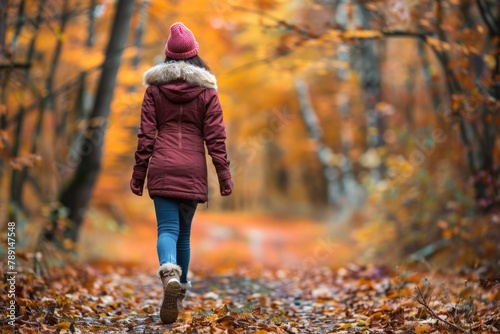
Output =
[{"x1": 153, "y1": 197, "x2": 197, "y2": 283}]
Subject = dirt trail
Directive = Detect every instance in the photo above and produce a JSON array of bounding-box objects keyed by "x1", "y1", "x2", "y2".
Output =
[{"x1": 2, "y1": 264, "x2": 499, "y2": 333}]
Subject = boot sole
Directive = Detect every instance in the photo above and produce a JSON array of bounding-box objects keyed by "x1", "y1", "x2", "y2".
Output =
[{"x1": 160, "y1": 279, "x2": 181, "y2": 324}]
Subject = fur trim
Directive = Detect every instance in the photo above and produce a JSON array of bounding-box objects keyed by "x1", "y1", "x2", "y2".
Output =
[
  {"x1": 143, "y1": 62, "x2": 217, "y2": 90},
  {"x1": 157, "y1": 263, "x2": 182, "y2": 278},
  {"x1": 180, "y1": 281, "x2": 192, "y2": 290}
]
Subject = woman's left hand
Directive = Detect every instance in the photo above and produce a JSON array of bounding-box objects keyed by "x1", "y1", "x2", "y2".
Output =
[{"x1": 130, "y1": 178, "x2": 144, "y2": 196}]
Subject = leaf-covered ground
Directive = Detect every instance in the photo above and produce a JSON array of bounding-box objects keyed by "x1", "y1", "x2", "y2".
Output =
[{"x1": 1, "y1": 264, "x2": 499, "y2": 334}]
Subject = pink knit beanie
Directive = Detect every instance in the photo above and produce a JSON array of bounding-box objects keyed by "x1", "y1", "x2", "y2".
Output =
[{"x1": 164, "y1": 22, "x2": 199, "y2": 60}]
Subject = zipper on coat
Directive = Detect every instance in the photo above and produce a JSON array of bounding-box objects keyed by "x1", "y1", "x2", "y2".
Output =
[{"x1": 178, "y1": 106, "x2": 183, "y2": 149}]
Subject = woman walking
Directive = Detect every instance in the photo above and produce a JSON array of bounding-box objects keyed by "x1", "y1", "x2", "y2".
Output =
[{"x1": 130, "y1": 22, "x2": 232, "y2": 324}]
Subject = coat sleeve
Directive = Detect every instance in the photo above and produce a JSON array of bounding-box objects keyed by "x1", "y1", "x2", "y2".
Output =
[
  {"x1": 203, "y1": 90, "x2": 231, "y2": 181},
  {"x1": 132, "y1": 86, "x2": 157, "y2": 181}
]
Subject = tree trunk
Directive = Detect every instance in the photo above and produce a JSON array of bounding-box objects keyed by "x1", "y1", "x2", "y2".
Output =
[
  {"x1": 0, "y1": 0, "x2": 9, "y2": 187},
  {"x1": 5, "y1": 0, "x2": 39, "y2": 219},
  {"x1": 15, "y1": 0, "x2": 69, "y2": 212},
  {"x1": 428, "y1": 0, "x2": 500, "y2": 212},
  {"x1": 131, "y1": 0, "x2": 149, "y2": 70},
  {"x1": 404, "y1": 62, "x2": 417, "y2": 127},
  {"x1": 417, "y1": 39, "x2": 443, "y2": 123},
  {"x1": 0, "y1": 0, "x2": 7, "y2": 56},
  {"x1": 86, "y1": 0, "x2": 96, "y2": 48},
  {"x1": 354, "y1": 4, "x2": 386, "y2": 181},
  {"x1": 44, "y1": 0, "x2": 135, "y2": 244},
  {"x1": 333, "y1": 1, "x2": 366, "y2": 211},
  {"x1": 471, "y1": 0, "x2": 499, "y2": 211},
  {"x1": 296, "y1": 79, "x2": 342, "y2": 208}
]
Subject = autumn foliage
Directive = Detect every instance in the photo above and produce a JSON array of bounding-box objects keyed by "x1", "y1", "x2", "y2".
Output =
[
  {"x1": 1, "y1": 264, "x2": 500, "y2": 333},
  {"x1": 0, "y1": 0, "x2": 500, "y2": 332}
]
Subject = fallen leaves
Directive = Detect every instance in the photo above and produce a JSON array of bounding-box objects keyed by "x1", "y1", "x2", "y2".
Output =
[{"x1": 0, "y1": 264, "x2": 499, "y2": 333}]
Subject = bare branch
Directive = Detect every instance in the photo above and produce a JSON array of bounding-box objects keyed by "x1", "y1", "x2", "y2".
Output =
[
  {"x1": 382, "y1": 30, "x2": 430, "y2": 39},
  {"x1": 408, "y1": 239, "x2": 451, "y2": 262},
  {"x1": 224, "y1": 2, "x2": 289, "y2": 28},
  {"x1": 225, "y1": 54, "x2": 281, "y2": 75},
  {"x1": 415, "y1": 286, "x2": 468, "y2": 333},
  {"x1": 226, "y1": 28, "x2": 431, "y2": 75},
  {"x1": 476, "y1": 0, "x2": 500, "y2": 36},
  {"x1": 0, "y1": 63, "x2": 31, "y2": 69}
]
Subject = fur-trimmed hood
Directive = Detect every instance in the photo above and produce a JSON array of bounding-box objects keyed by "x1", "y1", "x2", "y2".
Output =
[{"x1": 143, "y1": 62, "x2": 217, "y2": 90}]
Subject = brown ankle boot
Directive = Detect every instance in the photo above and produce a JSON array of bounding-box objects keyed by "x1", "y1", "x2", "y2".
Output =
[
  {"x1": 178, "y1": 281, "x2": 191, "y2": 312},
  {"x1": 157, "y1": 263, "x2": 182, "y2": 324}
]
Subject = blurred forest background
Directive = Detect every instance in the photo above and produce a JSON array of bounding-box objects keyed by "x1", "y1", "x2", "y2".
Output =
[{"x1": 0, "y1": 0, "x2": 499, "y2": 273}]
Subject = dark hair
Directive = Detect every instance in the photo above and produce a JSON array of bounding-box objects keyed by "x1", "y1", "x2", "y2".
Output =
[{"x1": 165, "y1": 55, "x2": 211, "y2": 73}]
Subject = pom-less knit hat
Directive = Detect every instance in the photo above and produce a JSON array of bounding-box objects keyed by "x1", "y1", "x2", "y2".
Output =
[{"x1": 164, "y1": 22, "x2": 199, "y2": 60}]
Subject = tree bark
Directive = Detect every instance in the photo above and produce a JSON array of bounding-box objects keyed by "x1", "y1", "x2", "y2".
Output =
[
  {"x1": 4, "y1": 0, "x2": 38, "y2": 218},
  {"x1": 404, "y1": 61, "x2": 417, "y2": 127},
  {"x1": 45, "y1": 0, "x2": 135, "y2": 244},
  {"x1": 428, "y1": 0, "x2": 500, "y2": 211},
  {"x1": 86, "y1": 0, "x2": 96, "y2": 48},
  {"x1": 296, "y1": 79, "x2": 342, "y2": 207},
  {"x1": 131, "y1": 0, "x2": 149, "y2": 70},
  {"x1": 470, "y1": 0, "x2": 499, "y2": 211},
  {"x1": 15, "y1": 0, "x2": 69, "y2": 213},
  {"x1": 0, "y1": 0, "x2": 7, "y2": 56},
  {"x1": 332, "y1": 1, "x2": 365, "y2": 211},
  {"x1": 353, "y1": 4, "x2": 386, "y2": 182},
  {"x1": 0, "y1": 0, "x2": 11, "y2": 206},
  {"x1": 417, "y1": 39, "x2": 443, "y2": 122}
]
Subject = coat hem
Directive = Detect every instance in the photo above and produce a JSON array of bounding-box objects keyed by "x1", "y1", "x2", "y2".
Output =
[{"x1": 148, "y1": 189, "x2": 207, "y2": 203}]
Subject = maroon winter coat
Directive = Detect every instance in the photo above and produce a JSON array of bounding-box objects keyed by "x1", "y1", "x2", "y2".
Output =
[{"x1": 132, "y1": 62, "x2": 231, "y2": 202}]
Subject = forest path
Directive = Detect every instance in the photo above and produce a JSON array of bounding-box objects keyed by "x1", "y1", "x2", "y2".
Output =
[{"x1": 3, "y1": 264, "x2": 499, "y2": 333}]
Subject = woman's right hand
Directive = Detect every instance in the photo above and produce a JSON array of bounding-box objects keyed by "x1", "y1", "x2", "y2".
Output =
[{"x1": 220, "y1": 178, "x2": 233, "y2": 196}]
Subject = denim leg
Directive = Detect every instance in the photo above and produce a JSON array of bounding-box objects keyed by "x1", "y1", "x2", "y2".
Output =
[
  {"x1": 153, "y1": 197, "x2": 180, "y2": 266},
  {"x1": 177, "y1": 199, "x2": 197, "y2": 283}
]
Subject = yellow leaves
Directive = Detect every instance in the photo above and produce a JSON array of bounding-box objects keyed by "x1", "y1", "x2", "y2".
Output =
[
  {"x1": 0, "y1": 129, "x2": 9, "y2": 150},
  {"x1": 63, "y1": 238, "x2": 75, "y2": 250},
  {"x1": 141, "y1": 305, "x2": 155, "y2": 314},
  {"x1": 61, "y1": 47, "x2": 104, "y2": 69},
  {"x1": 419, "y1": 19, "x2": 433, "y2": 29},
  {"x1": 213, "y1": 304, "x2": 229, "y2": 317},
  {"x1": 321, "y1": 30, "x2": 342, "y2": 43},
  {"x1": 88, "y1": 116, "x2": 106, "y2": 128},
  {"x1": 9, "y1": 154, "x2": 42, "y2": 170},
  {"x1": 321, "y1": 29, "x2": 383, "y2": 44},
  {"x1": 375, "y1": 101, "x2": 395, "y2": 115},
  {"x1": 370, "y1": 311, "x2": 383, "y2": 320},
  {"x1": 426, "y1": 37, "x2": 451, "y2": 52},
  {"x1": 359, "y1": 148, "x2": 381, "y2": 169},
  {"x1": 122, "y1": 289, "x2": 132, "y2": 297},
  {"x1": 55, "y1": 321, "x2": 72, "y2": 330},
  {"x1": 415, "y1": 323, "x2": 432, "y2": 333},
  {"x1": 54, "y1": 26, "x2": 65, "y2": 42},
  {"x1": 311, "y1": 4, "x2": 324, "y2": 11},
  {"x1": 451, "y1": 94, "x2": 466, "y2": 113},
  {"x1": 458, "y1": 286, "x2": 473, "y2": 299},
  {"x1": 254, "y1": 0, "x2": 279, "y2": 10},
  {"x1": 484, "y1": 54, "x2": 496, "y2": 69},
  {"x1": 342, "y1": 29, "x2": 383, "y2": 40}
]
